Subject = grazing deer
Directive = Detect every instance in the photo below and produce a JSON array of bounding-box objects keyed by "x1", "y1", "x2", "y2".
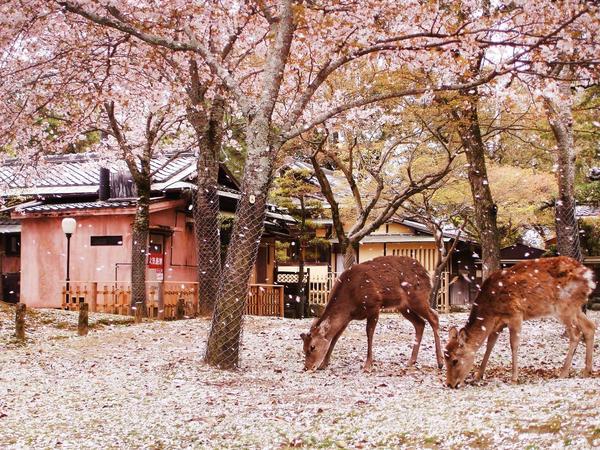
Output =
[
  {"x1": 300, "y1": 255, "x2": 444, "y2": 372},
  {"x1": 445, "y1": 256, "x2": 596, "y2": 388}
]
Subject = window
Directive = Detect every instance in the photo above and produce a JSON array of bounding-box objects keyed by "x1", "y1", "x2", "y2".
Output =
[
  {"x1": 90, "y1": 235, "x2": 123, "y2": 246},
  {"x1": 149, "y1": 234, "x2": 164, "y2": 254},
  {"x1": 5, "y1": 234, "x2": 20, "y2": 256}
]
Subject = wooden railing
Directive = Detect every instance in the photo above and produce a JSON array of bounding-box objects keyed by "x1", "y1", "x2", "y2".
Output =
[
  {"x1": 308, "y1": 272, "x2": 340, "y2": 306},
  {"x1": 246, "y1": 284, "x2": 285, "y2": 317},
  {"x1": 61, "y1": 281, "x2": 198, "y2": 319},
  {"x1": 435, "y1": 271, "x2": 450, "y2": 314},
  {"x1": 61, "y1": 281, "x2": 285, "y2": 319}
]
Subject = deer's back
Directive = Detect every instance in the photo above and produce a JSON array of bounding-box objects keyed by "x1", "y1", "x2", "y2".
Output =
[
  {"x1": 472, "y1": 256, "x2": 594, "y2": 322},
  {"x1": 326, "y1": 256, "x2": 431, "y2": 318}
]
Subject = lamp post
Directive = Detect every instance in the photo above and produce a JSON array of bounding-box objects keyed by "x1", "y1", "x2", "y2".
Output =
[{"x1": 61, "y1": 217, "x2": 77, "y2": 306}]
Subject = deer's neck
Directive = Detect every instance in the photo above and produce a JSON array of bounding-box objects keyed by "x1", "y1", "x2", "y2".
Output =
[
  {"x1": 463, "y1": 315, "x2": 497, "y2": 351},
  {"x1": 319, "y1": 308, "x2": 351, "y2": 340}
]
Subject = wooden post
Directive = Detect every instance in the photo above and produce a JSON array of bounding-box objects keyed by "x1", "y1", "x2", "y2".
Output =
[
  {"x1": 278, "y1": 286, "x2": 284, "y2": 318},
  {"x1": 78, "y1": 303, "x2": 89, "y2": 336},
  {"x1": 90, "y1": 282, "x2": 98, "y2": 312},
  {"x1": 176, "y1": 297, "x2": 185, "y2": 320},
  {"x1": 135, "y1": 301, "x2": 143, "y2": 323},
  {"x1": 258, "y1": 287, "x2": 264, "y2": 317},
  {"x1": 158, "y1": 282, "x2": 165, "y2": 320},
  {"x1": 15, "y1": 303, "x2": 26, "y2": 341}
]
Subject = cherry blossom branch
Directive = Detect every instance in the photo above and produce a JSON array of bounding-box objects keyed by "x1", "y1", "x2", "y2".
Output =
[{"x1": 57, "y1": 1, "x2": 253, "y2": 116}]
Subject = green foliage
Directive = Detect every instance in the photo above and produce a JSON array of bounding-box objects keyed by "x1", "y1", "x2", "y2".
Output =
[
  {"x1": 220, "y1": 112, "x2": 248, "y2": 178},
  {"x1": 576, "y1": 182, "x2": 600, "y2": 205},
  {"x1": 271, "y1": 168, "x2": 324, "y2": 238},
  {"x1": 579, "y1": 218, "x2": 600, "y2": 256}
]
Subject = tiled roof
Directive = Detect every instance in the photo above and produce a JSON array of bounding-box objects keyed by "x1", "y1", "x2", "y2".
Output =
[
  {"x1": 15, "y1": 200, "x2": 137, "y2": 214},
  {"x1": 0, "y1": 152, "x2": 197, "y2": 196}
]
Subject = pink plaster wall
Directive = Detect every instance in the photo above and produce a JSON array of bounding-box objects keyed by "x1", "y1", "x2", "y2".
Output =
[
  {"x1": 19, "y1": 200, "x2": 274, "y2": 308},
  {"x1": 20, "y1": 214, "x2": 133, "y2": 308}
]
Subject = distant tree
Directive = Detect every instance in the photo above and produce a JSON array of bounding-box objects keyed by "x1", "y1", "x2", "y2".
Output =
[
  {"x1": 402, "y1": 190, "x2": 470, "y2": 308},
  {"x1": 271, "y1": 167, "x2": 323, "y2": 317},
  {"x1": 310, "y1": 108, "x2": 462, "y2": 270},
  {"x1": 542, "y1": 70, "x2": 582, "y2": 261}
]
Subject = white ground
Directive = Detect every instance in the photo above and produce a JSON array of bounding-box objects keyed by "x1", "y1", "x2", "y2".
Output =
[{"x1": 1, "y1": 304, "x2": 599, "y2": 449}]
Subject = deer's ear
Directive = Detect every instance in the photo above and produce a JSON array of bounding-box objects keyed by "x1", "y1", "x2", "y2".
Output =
[
  {"x1": 448, "y1": 326, "x2": 459, "y2": 340},
  {"x1": 300, "y1": 333, "x2": 308, "y2": 342},
  {"x1": 458, "y1": 328, "x2": 467, "y2": 344},
  {"x1": 317, "y1": 318, "x2": 330, "y2": 336},
  {"x1": 309, "y1": 318, "x2": 319, "y2": 331}
]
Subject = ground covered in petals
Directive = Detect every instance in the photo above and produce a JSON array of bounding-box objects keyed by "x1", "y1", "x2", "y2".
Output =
[{"x1": 1, "y1": 304, "x2": 599, "y2": 449}]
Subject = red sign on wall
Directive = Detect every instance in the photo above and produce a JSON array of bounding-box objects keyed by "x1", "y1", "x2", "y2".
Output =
[{"x1": 148, "y1": 252, "x2": 163, "y2": 269}]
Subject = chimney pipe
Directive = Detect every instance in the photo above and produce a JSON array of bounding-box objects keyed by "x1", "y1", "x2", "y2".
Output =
[{"x1": 99, "y1": 167, "x2": 110, "y2": 201}]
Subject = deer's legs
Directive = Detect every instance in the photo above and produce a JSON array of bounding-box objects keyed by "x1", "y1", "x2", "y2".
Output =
[
  {"x1": 508, "y1": 321, "x2": 522, "y2": 383},
  {"x1": 319, "y1": 324, "x2": 347, "y2": 370},
  {"x1": 576, "y1": 311, "x2": 596, "y2": 376},
  {"x1": 410, "y1": 304, "x2": 444, "y2": 369},
  {"x1": 560, "y1": 324, "x2": 581, "y2": 378},
  {"x1": 475, "y1": 329, "x2": 501, "y2": 381},
  {"x1": 363, "y1": 314, "x2": 379, "y2": 372},
  {"x1": 424, "y1": 307, "x2": 444, "y2": 369},
  {"x1": 559, "y1": 308, "x2": 593, "y2": 378},
  {"x1": 401, "y1": 309, "x2": 425, "y2": 367}
]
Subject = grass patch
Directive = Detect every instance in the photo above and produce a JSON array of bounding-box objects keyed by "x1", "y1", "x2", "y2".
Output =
[
  {"x1": 462, "y1": 430, "x2": 492, "y2": 448},
  {"x1": 89, "y1": 317, "x2": 135, "y2": 328},
  {"x1": 422, "y1": 435, "x2": 441, "y2": 447},
  {"x1": 517, "y1": 416, "x2": 563, "y2": 434}
]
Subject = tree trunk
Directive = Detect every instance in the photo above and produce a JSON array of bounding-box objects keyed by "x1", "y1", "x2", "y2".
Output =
[
  {"x1": 205, "y1": 0, "x2": 294, "y2": 368},
  {"x1": 190, "y1": 98, "x2": 225, "y2": 315},
  {"x1": 296, "y1": 239, "x2": 306, "y2": 319},
  {"x1": 295, "y1": 198, "x2": 307, "y2": 318},
  {"x1": 342, "y1": 240, "x2": 358, "y2": 270},
  {"x1": 454, "y1": 96, "x2": 501, "y2": 279},
  {"x1": 205, "y1": 125, "x2": 278, "y2": 369},
  {"x1": 131, "y1": 183, "x2": 150, "y2": 316},
  {"x1": 544, "y1": 90, "x2": 582, "y2": 261}
]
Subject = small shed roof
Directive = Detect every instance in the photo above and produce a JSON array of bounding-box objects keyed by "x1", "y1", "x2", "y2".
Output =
[
  {"x1": 330, "y1": 234, "x2": 439, "y2": 244},
  {"x1": 0, "y1": 218, "x2": 20, "y2": 234},
  {"x1": 500, "y1": 243, "x2": 546, "y2": 263}
]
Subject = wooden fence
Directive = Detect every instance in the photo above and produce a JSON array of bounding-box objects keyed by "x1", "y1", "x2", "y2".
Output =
[
  {"x1": 61, "y1": 281, "x2": 198, "y2": 319},
  {"x1": 61, "y1": 281, "x2": 285, "y2": 319},
  {"x1": 307, "y1": 272, "x2": 340, "y2": 306},
  {"x1": 436, "y1": 271, "x2": 450, "y2": 313},
  {"x1": 246, "y1": 284, "x2": 285, "y2": 317}
]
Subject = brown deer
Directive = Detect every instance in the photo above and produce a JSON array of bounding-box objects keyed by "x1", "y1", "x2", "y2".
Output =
[
  {"x1": 445, "y1": 256, "x2": 596, "y2": 388},
  {"x1": 300, "y1": 255, "x2": 444, "y2": 372}
]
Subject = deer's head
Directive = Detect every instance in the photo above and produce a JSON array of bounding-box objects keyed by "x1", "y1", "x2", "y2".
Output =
[
  {"x1": 445, "y1": 326, "x2": 475, "y2": 388},
  {"x1": 300, "y1": 318, "x2": 331, "y2": 371}
]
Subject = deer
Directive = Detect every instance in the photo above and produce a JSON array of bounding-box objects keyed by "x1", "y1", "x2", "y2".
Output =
[
  {"x1": 300, "y1": 255, "x2": 444, "y2": 372},
  {"x1": 445, "y1": 256, "x2": 596, "y2": 388}
]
